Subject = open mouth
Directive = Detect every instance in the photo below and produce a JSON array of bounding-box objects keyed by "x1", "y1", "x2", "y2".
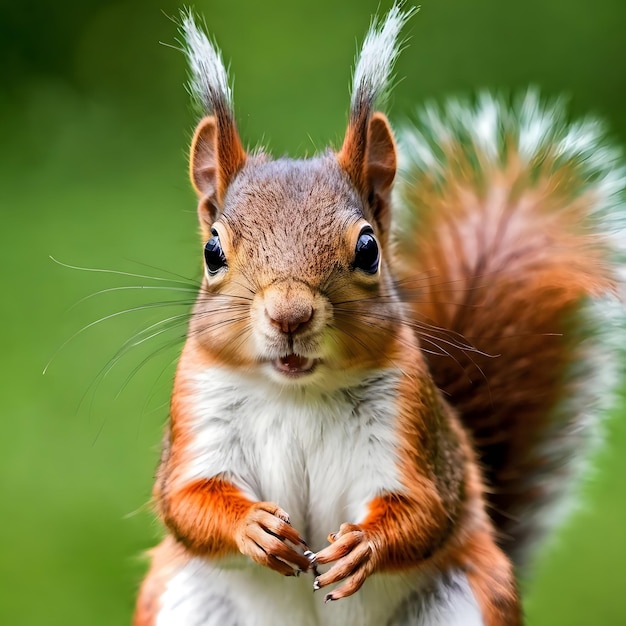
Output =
[{"x1": 272, "y1": 354, "x2": 318, "y2": 377}]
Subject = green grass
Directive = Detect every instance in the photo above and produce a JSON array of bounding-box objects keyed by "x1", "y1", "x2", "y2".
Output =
[{"x1": 1, "y1": 1, "x2": 625, "y2": 623}]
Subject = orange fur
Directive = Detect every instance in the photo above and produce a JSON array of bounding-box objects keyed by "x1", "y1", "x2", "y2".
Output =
[
  {"x1": 160, "y1": 477, "x2": 254, "y2": 556},
  {"x1": 134, "y1": 538, "x2": 187, "y2": 626},
  {"x1": 461, "y1": 534, "x2": 522, "y2": 626},
  {"x1": 338, "y1": 112, "x2": 397, "y2": 244},
  {"x1": 190, "y1": 115, "x2": 247, "y2": 240},
  {"x1": 396, "y1": 151, "x2": 620, "y2": 563}
]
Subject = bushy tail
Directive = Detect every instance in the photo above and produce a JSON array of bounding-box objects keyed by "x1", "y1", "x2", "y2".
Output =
[{"x1": 394, "y1": 91, "x2": 626, "y2": 568}]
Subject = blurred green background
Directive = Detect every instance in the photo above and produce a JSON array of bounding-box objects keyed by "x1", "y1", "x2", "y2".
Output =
[{"x1": 1, "y1": 0, "x2": 625, "y2": 623}]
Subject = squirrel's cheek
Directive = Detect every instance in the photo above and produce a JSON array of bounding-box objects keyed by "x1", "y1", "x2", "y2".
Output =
[{"x1": 321, "y1": 334, "x2": 342, "y2": 361}]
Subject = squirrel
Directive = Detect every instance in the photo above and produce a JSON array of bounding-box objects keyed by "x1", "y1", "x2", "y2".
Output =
[{"x1": 134, "y1": 5, "x2": 625, "y2": 626}]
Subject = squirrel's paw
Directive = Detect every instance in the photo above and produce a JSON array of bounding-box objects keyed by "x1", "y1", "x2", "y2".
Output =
[
  {"x1": 312, "y1": 523, "x2": 375, "y2": 602},
  {"x1": 235, "y1": 502, "x2": 311, "y2": 576}
]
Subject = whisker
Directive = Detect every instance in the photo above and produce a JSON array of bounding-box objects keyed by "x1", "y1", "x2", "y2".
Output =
[
  {"x1": 68, "y1": 285, "x2": 198, "y2": 311},
  {"x1": 195, "y1": 285, "x2": 254, "y2": 303},
  {"x1": 235, "y1": 264, "x2": 263, "y2": 295},
  {"x1": 211, "y1": 323, "x2": 254, "y2": 362},
  {"x1": 49, "y1": 256, "x2": 198, "y2": 288},
  {"x1": 48, "y1": 287, "x2": 251, "y2": 375},
  {"x1": 78, "y1": 319, "x2": 191, "y2": 418},
  {"x1": 228, "y1": 278, "x2": 256, "y2": 297},
  {"x1": 115, "y1": 313, "x2": 193, "y2": 358},
  {"x1": 140, "y1": 354, "x2": 182, "y2": 419},
  {"x1": 43, "y1": 300, "x2": 200, "y2": 374},
  {"x1": 333, "y1": 295, "x2": 482, "y2": 311},
  {"x1": 395, "y1": 273, "x2": 492, "y2": 290},
  {"x1": 123, "y1": 257, "x2": 203, "y2": 287},
  {"x1": 93, "y1": 307, "x2": 249, "y2": 418},
  {"x1": 334, "y1": 307, "x2": 489, "y2": 356},
  {"x1": 115, "y1": 333, "x2": 187, "y2": 400},
  {"x1": 110, "y1": 306, "x2": 252, "y2": 394},
  {"x1": 333, "y1": 310, "x2": 490, "y2": 388},
  {"x1": 329, "y1": 320, "x2": 408, "y2": 378},
  {"x1": 83, "y1": 307, "x2": 250, "y2": 422},
  {"x1": 75, "y1": 300, "x2": 250, "y2": 406},
  {"x1": 189, "y1": 313, "x2": 251, "y2": 336}
]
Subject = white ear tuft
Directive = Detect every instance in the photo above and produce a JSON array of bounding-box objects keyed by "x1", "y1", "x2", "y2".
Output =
[
  {"x1": 179, "y1": 11, "x2": 246, "y2": 223},
  {"x1": 179, "y1": 9, "x2": 233, "y2": 114},
  {"x1": 351, "y1": 3, "x2": 417, "y2": 114}
]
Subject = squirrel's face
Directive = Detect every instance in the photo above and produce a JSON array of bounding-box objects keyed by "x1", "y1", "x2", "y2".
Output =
[
  {"x1": 177, "y1": 7, "x2": 414, "y2": 388},
  {"x1": 184, "y1": 84, "x2": 401, "y2": 388},
  {"x1": 189, "y1": 155, "x2": 403, "y2": 389}
]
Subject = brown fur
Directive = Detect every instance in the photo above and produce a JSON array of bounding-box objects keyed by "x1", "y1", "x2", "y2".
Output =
[{"x1": 396, "y1": 157, "x2": 617, "y2": 563}]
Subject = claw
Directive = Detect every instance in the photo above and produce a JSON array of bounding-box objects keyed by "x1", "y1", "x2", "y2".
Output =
[
  {"x1": 324, "y1": 593, "x2": 335, "y2": 604},
  {"x1": 313, "y1": 578, "x2": 320, "y2": 591},
  {"x1": 305, "y1": 550, "x2": 320, "y2": 576}
]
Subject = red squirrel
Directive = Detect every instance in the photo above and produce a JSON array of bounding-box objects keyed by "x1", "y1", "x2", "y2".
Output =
[{"x1": 134, "y1": 5, "x2": 625, "y2": 625}]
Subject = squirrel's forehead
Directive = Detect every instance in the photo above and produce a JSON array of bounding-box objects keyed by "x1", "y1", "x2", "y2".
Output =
[
  {"x1": 216, "y1": 163, "x2": 363, "y2": 277},
  {"x1": 221, "y1": 159, "x2": 363, "y2": 241}
]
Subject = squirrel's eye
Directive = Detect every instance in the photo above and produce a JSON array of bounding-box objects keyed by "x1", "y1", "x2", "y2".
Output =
[
  {"x1": 353, "y1": 228, "x2": 380, "y2": 274},
  {"x1": 204, "y1": 229, "x2": 227, "y2": 275}
]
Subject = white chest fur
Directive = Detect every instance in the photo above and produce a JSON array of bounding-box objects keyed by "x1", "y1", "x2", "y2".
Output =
[
  {"x1": 184, "y1": 367, "x2": 404, "y2": 549},
  {"x1": 160, "y1": 366, "x2": 484, "y2": 625},
  {"x1": 156, "y1": 558, "x2": 484, "y2": 626}
]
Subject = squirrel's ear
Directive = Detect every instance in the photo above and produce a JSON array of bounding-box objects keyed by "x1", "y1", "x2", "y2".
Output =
[
  {"x1": 338, "y1": 111, "x2": 397, "y2": 240},
  {"x1": 190, "y1": 115, "x2": 246, "y2": 237}
]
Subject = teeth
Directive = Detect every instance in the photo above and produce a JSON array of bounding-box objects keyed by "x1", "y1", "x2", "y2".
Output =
[{"x1": 273, "y1": 354, "x2": 317, "y2": 375}]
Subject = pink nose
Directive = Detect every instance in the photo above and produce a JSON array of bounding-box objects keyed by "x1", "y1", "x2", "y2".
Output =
[
  {"x1": 266, "y1": 306, "x2": 313, "y2": 335},
  {"x1": 264, "y1": 280, "x2": 316, "y2": 336}
]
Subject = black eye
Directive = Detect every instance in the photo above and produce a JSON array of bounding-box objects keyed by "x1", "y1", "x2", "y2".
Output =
[
  {"x1": 204, "y1": 229, "x2": 227, "y2": 275},
  {"x1": 353, "y1": 227, "x2": 380, "y2": 274}
]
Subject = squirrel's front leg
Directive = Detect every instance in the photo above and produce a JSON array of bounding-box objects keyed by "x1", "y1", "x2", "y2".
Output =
[
  {"x1": 313, "y1": 492, "x2": 522, "y2": 625},
  {"x1": 312, "y1": 522, "x2": 373, "y2": 600},
  {"x1": 160, "y1": 477, "x2": 312, "y2": 576},
  {"x1": 312, "y1": 491, "x2": 449, "y2": 601}
]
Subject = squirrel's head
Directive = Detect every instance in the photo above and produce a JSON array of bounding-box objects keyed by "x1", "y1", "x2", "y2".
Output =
[{"x1": 180, "y1": 6, "x2": 416, "y2": 389}]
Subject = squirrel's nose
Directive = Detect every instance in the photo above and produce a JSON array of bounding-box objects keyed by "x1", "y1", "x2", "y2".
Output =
[
  {"x1": 266, "y1": 305, "x2": 313, "y2": 335},
  {"x1": 263, "y1": 280, "x2": 316, "y2": 336}
]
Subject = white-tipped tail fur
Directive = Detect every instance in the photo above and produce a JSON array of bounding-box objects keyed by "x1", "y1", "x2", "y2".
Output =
[
  {"x1": 396, "y1": 90, "x2": 626, "y2": 289},
  {"x1": 351, "y1": 3, "x2": 417, "y2": 112},
  {"x1": 180, "y1": 9, "x2": 233, "y2": 114},
  {"x1": 396, "y1": 90, "x2": 626, "y2": 231},
  {"x1": 394, "y1": 90, "x2": 626, "y2": 567}
]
